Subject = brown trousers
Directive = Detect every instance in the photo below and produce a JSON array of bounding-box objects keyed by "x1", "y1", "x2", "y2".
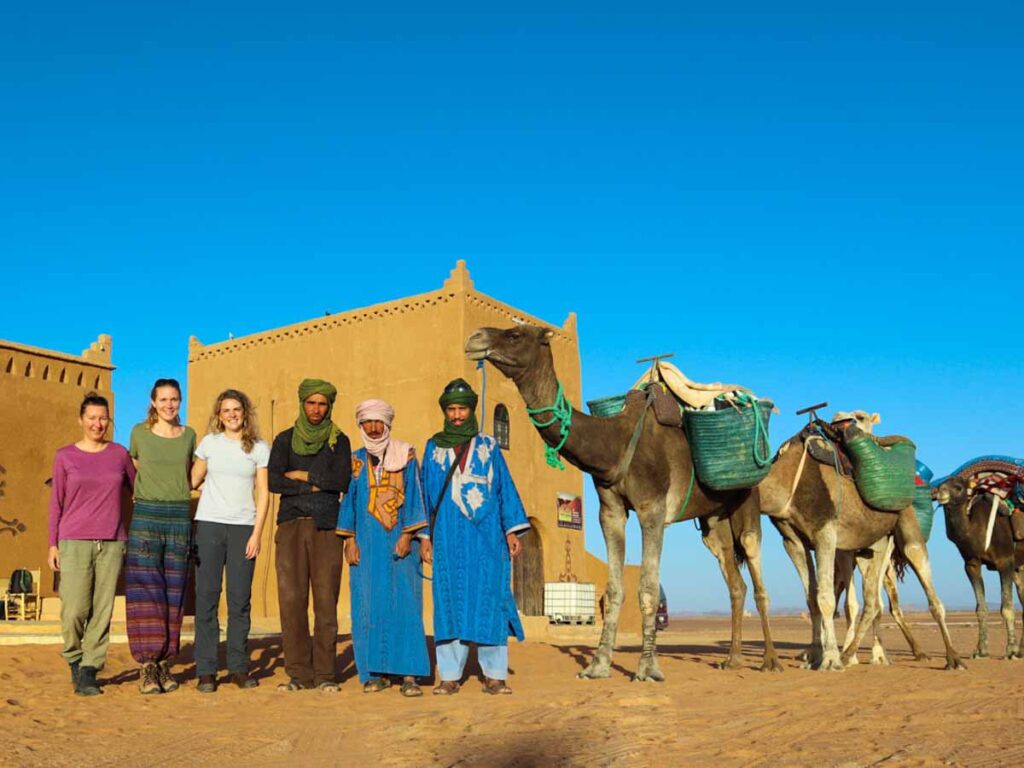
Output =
[{"x1": 275, "y1": 518, "x2": 344, "y2": 686}]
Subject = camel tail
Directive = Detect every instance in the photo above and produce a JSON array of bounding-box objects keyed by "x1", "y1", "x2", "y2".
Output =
[
  {"x1": 733, "y1": 541, "x2": 748, "y2": 569},
  {"x1": 891, "y1": 547, "x2": 909, "y2": 582}
]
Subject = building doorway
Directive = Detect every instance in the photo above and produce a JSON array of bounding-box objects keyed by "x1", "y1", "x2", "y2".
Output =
[{"x1": 513, "y1": 519, "x2": 544, "y2": 616}]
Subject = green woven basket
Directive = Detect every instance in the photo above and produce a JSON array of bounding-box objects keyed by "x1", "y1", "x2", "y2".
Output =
[
  {"x1": 844, "y1": 436, "x2": 917, "y2": 512},
  {"x1": 684, "y1": 399, "x2": 774, "y2": 491},
  {"x1": 912, "y1": 485, "x2": 936, "y2": 542},
  {"x1": 586, "y1": 394, "x2": 626, "y2": 418}
]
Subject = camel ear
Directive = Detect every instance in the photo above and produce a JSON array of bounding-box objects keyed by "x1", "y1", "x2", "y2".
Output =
[
  {"x1": 871, "y1": 413, "x2": 881, "y2": 425},
  {"x1": 541, "y1": 329, "x2": 554, "y2": 345}
]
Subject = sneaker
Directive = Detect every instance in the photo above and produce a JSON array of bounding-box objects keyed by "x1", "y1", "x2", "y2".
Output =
[
  {"x1": 138, "y1": 663, "x2": 162, "y2": 694},
  {"x1": 197, "y1": 674, "x2": 216, "y2": 694},
  {"x1": 75, "y1": 666, "x2": 102, "y2": 697},
  {"x1": 157, "y1": 660, "x2": 179, "y2": 693},
  {"x1": 231, "y1": 672, "x2": 258, "y2": 690}
]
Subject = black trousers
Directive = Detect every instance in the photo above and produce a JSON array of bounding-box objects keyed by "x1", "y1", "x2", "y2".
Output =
[{"x1": 194, "y1": 521, "x2": 256, "y2": 676}]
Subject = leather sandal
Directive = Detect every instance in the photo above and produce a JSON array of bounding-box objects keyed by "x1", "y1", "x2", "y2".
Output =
[
  {"x1": 481, "y1": 677, "x2": 512, "y2": 695},
  {"x1": 432, "y1": 680, "x2": 460, "y2": 696},
  {"x1": 400, "y1": 679, "x2": 423, "y2": 697},
  {"x1": 363, "y1": 678, "x2": 392, "y2": 693}
]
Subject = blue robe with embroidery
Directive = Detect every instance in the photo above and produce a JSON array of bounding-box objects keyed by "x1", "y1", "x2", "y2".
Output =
[
  {"x1": 422, "y1": 434, "x2": 530, "y2": 646},
  {"x1": 336, "y1": 448, "x2": 430, "y2": 682}
]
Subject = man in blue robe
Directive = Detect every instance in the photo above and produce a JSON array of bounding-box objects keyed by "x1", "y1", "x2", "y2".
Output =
[
  {"x1": 422, "y1": 378, "x2": 530, "y2": 696},
  {"x1": 337, "y1": 399, "x2": 431, "y2": 697}
]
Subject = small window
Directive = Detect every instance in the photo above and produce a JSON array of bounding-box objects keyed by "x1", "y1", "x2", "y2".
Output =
[
  {"x1": 59, "y1": 368, "x2": 67, "y2": 383},
  {"x1": 76, "y1": 372, "x2": 83, "y2": 386},
  {"x1": 43, "y1": 365, "x2": 50, "y2": 380},
  {"x1": 493, "y1": 403, "x2": 510, "y2": 450},
  {"x1": 24, "y1": 361, "x2": 32, "y2": 377},
  {"x1": 4, "y1": 358, "x2": 12, "y2": 374},
  {"x1": 94, "y1": 375, "x2": 101, "y2": 389}
]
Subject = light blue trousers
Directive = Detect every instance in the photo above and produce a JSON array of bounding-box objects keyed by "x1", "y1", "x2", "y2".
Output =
[{"x1": 435, "y1": 639, "x2": 508, "y2": 681}]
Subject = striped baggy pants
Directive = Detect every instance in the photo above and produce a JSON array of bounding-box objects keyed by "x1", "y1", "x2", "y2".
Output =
[{"x1": 125, "y1": 500, "x2": 192, "y2": 664}]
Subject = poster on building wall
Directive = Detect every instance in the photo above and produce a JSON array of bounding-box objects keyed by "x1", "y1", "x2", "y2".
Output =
[{"x1": 556, "y1": 493, "x2": 582, "y2": 530}]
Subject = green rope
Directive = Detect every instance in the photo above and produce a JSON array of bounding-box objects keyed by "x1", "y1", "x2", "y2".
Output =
[
  {"x1": 526, "y1": 382, "x2": 573, "y2": 471},
  {"x1": 678, "y1": 462, "x2": 696, "y2": 524},
  {"x1": 733, "y1": 392, "x2": 771, "y2": 467}
]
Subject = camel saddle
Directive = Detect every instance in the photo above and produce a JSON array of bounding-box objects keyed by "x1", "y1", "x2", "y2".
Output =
[
  {"x1": 624, "y1": 386, "x2": 683, "y2": 429},
  {"x1": 632, "y1": 361, "x2": 756, "y2": 410},
  {"x1": 796, "y1": 421, "x2": 854, "y2": 477}
]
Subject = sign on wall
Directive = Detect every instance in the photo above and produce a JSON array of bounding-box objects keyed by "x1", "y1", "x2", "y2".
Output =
[{"x1": 556, "y1": 492, "x2": 582, "y2": 530}]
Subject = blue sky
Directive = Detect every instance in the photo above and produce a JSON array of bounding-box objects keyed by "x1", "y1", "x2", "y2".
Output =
[{"x1": 2, "y1": 3, "x2": 1021, "y2": 612}]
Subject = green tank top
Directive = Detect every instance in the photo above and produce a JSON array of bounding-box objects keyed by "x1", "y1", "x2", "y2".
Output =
[{"x1": 129, "y1": 423, "x2": 196, "y2": 502}]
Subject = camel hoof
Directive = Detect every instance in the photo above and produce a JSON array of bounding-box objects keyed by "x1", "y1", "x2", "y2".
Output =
[
  {"x1": 634, "y1": 660, "x2": 665, "y2": 682},
  {"x1": 971, "y1": 651, "x2": 989, "y2": 659},
  {"x1": 870, "y1": 654, "x2": 892, "y2": 666},
  {"x1": 716, "y1": 657, "x2": 744, "y2": 671},
  {"x1": 1006, "y1": 652, "x2": 1022, "y2": 661},
  {"x1": 577, "y1": 665, "x2": 611, "y2": 680},
  {"x1": 946, "y1": 657, "x2": 967, "y2": 671},
  {"x1": 816, "y1": 653, "x2": 844, "y2": 672},
  {"x1": 842, "y1": 653, "x2": 859, "y2": 667},
  {"x1": 912, "y1": 653, "x2": 929, "y2": 662},
  {"x1": 759, "y1": 658, "x2": 784, "y2": 673}
]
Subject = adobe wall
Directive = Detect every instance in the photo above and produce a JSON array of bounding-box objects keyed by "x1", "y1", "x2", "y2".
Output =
[{"x1": 0, "y1": 336, "x2": 115, "y2": 597}]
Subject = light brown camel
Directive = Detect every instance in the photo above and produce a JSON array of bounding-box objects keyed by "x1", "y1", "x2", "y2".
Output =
[
  {"x1": 831, "y1": 411, "x2": 926, "y2": 665},
  {"x1": 761, "y1": 421, "x2": 965, "y2": 670},
  {"x1": 835, "y1": 546, "x2": 928, "y2": 665},
  {"x1": 465, "y1": 325, "x2": 781, "y2": 680},
  {"x1": 934, "y1": 477, "x2": 1024, "y2": 659}
]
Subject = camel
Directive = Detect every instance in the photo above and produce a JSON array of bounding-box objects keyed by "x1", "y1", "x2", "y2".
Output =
[
  {"x1": 760, "y1": 419, "x2": 965, "y2": 671},
  {"x1": 835, "y1": 547, "x2": 928, "y2": 665},
  {"x1": 465, "y1": 325, "x2": 781, "y2": 680},
  {"x1": 830, "y1": 411, "x2": 926, "y2": 665},
  {"x1": 934, "y1": 476, "x2": 1024, "y2": 659}
]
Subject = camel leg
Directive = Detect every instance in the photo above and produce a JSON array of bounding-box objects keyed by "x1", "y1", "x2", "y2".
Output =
[
  {"x1": 884, "y1": 560, "x2": 928, "y2": 661},
  {"x1": 841, "y1": 542, "x2": 885, "y2": 667},
  {"x1": 965, "y1": 560, "x2": 989, "y2": 658},
  {"x1": 998, "y1": 568, "x2": 1019, "y2": 660},
  {"x1": 837, "y1": 552, "x2": 859, "y2": 664},
  {"x1": 701, "y1": 515, "x2": 748, "y2": 670},
  {"x1": 579, "y1": 494, "x2": 627, "y2": 679},
  {"x1": 734, "y1": 509, "x2": 783, "y2": 673},
  {"x1": 634, "y1": 505, "x2": 667, "y2": 682},
  {"x1": 773, "y1": 520, "x2": 821, "y2": 667},
  {"x1": 1012, "y1": 567, "x2": 1024, "y2": 657},
  {"x1": 868, "y1": 541, "x2": 891, "y2": 665},
  {"x1": 895, "y1": 512, "x2": 966, "y2": 670},
  {"x1": 813, "y1": 524, "x2": 844, "y2": 671}
]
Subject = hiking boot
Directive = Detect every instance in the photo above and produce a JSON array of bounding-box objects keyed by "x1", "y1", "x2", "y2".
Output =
[
  {"x1": 231, "y1": 672, "x2": 258, "y2": 690},
  {"x1": 197, "y1": 674, "x2": 216, "y2": 694},
  {"x1": 75, "y1": 666, "x2": 101, "y2": 697},
  {"x1": 69, "y1": 661, "x2": 80, "y2": 689},
  {"x1": 138, "y1": 663, "x2": 162, "y2": 694},
  {"x1": 157, "y1": 660, "x2": 179, "y2": 692}
]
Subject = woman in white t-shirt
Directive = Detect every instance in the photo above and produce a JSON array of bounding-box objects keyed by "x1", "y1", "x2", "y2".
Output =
[{"x1": 190, "y1": 389, "x2": 270, "y2": 693}]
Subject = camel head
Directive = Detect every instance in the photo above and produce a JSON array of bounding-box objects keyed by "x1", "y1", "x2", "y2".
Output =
[
  {"x1": 934, "y1": 476, "x2": 970, "y2": 506},
  {"x1": 465, "y1": 325, "x2": 554, "y2": 380},
  {"x1": 832, "y1": 410, "x2": 881, "y2": 434}
]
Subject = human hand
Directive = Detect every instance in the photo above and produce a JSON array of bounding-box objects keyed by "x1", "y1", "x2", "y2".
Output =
[
  {"x1": 245, "y1": 532, "x2": 261, "y2": 560},
  {"x1": 284, "y1": 470, "x2": 310, "y2": 482},
  {"x1": 506, "y1": 533, "x2": 521, "y2": 558},
  {"x1": 344, "y1": 539, "x2": 361, "y2": 566},
  {"x1": 394, "y1": 533, "x2": 412, "y2": 559},
  {"x1": 48, "y1": 546, "x2": 60, "y2": 572},
  {"x1": 419, "y1": 538, "x2": 433, "y2": 564}
]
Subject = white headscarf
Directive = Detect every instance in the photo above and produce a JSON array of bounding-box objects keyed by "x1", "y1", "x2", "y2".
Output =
[{"x1": 355, "y1": 399, "x2": 413, "y2": 473}]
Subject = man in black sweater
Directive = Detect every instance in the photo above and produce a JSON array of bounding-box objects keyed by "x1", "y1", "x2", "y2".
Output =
[{"x1": 268, "y1": 378, "x2": 351, "y2": 691}]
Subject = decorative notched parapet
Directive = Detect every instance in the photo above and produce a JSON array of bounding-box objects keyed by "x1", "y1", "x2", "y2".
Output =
[{"x1": 0, "y1": 334, "x2": 115, "y2": 390}]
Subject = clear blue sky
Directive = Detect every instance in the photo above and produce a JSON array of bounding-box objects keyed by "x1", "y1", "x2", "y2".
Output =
[{"x1": 2, "y1": 3, "x2": 1021, "y2": 612}]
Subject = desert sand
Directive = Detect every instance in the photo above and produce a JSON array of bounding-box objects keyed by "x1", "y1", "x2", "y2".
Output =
[{"x1": 1, "y1": 612, "x2": 1023, "y2": 767}]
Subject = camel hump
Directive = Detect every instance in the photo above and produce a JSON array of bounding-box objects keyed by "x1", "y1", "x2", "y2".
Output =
[{"x1": 633, "y1": 360, "x2": 755, "y2": 410}]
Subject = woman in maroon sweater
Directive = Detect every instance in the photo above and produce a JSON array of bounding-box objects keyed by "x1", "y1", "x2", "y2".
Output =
[{"x1": 47, "y1": 392, "x2": 136, "y2": 696}]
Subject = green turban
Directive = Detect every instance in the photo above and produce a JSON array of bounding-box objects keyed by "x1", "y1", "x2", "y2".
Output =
[
  {"x1": 432, "y1": 378, "x2": 479, "y2": 449},
  {"x1": 292, "y1": 378, "x2": 342, "y2": 456}
]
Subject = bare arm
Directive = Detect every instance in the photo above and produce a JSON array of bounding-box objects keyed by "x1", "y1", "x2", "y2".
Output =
[
  {"x1": 247, "y1": 467, "x2": 270, "y2": 559},
  {"x1": 191, "y1": 458, "x2": 208, "y2": 490}
]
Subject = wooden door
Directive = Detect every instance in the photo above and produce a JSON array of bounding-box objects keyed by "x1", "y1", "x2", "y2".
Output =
[{"x1": 513, "y1": 522, "x2": 544, "y2": 616}]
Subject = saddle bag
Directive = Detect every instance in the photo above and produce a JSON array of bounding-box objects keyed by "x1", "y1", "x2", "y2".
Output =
[
  {"x1": 845, "y1": 434, "x2": 917, "y2": 512},
  {"x1": 684, "y1": 395, "x2": 774, "y2": 491}
]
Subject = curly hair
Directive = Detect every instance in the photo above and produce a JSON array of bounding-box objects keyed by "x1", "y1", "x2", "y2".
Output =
[{"x1": 206, "y1": 388, "x2": 261, "y2": 453}]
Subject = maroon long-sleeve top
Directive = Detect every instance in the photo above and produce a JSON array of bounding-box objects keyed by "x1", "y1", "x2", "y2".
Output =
[{"x1": 48, "y1": 443, "x2": 136, "y2": 547}]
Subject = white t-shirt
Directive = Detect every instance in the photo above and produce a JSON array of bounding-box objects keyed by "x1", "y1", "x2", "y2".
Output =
[{"x1": 194, "y1": 433, "x2": 270, "y2": 526}]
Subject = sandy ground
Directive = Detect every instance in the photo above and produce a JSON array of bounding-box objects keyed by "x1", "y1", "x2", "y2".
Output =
[{"x1": 2, "y1": 612, "x2": 1023, "y2": 767}]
